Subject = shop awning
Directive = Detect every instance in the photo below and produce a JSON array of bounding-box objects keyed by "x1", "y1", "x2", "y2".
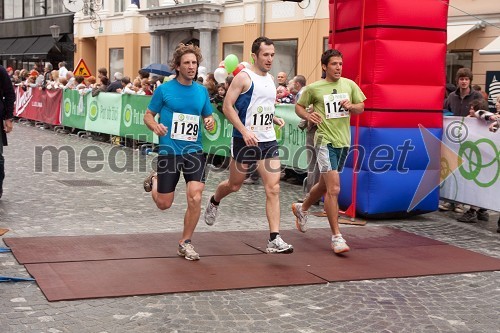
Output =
[
  {"x1": 24, "y1": 36, "x2": 57, "y2": 57},
  {"x1": 0, "y1": 38, "x2": 17, "y2": 56},
  {"x1": 479, "y1": 36, "x2": 500, "y2": 55},
  {"x1": 2, "y1": 37, "x2": 38, "y2": 57},
  {"x1": 447, "y1": 24, "x2": 477, "y2": 44}
]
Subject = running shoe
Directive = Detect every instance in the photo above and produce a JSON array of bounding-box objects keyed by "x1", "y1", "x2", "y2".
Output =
[
  {"x1": 177, "y1": 241, "x2": 200, "y2": 261},
  {"x1": 292, "y1": 202, "x2": 308, "y2": 232},
  {"x1": 204, "y1": 197, "x2": 219, "y2": 226},
  {"x1": 331, "y1": 235, "x2": 350, "y2": 254},
  {"x1": 143, "y1": 171, "x2": 157, "y2": 192},
  {"x1": 266, "y1": 235, "x2": 293, "y2": 254}
]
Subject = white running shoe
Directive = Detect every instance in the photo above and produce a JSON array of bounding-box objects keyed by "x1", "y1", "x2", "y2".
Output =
[
  {"x1": 331, "y1": 235, "x2": 350, "y2": 254},
  {"x1": 204, "y1": 197, "x2": 219, "y2": 226},
  {"x1": 266, "y1": 235, "x2": 293, "y2": 254},
  {"x1": 292, "y1": 202, "x2": 308, "y2": 233},
  {"x1": 177, "y1": 241, "x2": 200, "y2": 261}
]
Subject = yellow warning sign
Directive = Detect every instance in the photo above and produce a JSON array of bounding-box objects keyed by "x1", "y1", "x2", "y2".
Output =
[{"x1": 73, "y1": 59, "x2": 92, "y2": 78}]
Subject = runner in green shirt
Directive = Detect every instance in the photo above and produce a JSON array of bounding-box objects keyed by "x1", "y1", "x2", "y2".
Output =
[{"x1": 292, "y1": 49, "x2": 366, "y2": 254}]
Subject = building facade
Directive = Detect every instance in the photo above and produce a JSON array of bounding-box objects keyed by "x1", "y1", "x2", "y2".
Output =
[{"x1": 1, "y1": 0, "x2": 499, "y2": 97}]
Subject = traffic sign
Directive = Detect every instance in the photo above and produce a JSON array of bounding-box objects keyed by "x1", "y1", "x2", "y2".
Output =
[{"x1": 73, "y1": 59, "x2": 92, "y2": 78}]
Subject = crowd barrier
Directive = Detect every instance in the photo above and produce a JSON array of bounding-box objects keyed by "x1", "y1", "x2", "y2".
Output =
[
  {"x1": 15, "y1": 87, "x2": 308, "y2": 170},
  {"x1": 14, "y1": 87, "x2": 499, "y2": 213}
]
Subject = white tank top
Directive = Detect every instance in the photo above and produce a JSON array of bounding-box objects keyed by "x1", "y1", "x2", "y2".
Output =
[{"x1": 233, "y1": 68, "x2": 277, "y2": 142}]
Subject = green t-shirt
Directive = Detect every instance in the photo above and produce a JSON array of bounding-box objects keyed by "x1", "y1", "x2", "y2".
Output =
[{"x1": 298, "y1": 78, "x2": 366, "y2": 147}]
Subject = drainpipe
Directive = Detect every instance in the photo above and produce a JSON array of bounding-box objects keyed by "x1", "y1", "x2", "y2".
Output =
[{"x1": 261, "y1": 0, "x2": 265, "y2": 36}]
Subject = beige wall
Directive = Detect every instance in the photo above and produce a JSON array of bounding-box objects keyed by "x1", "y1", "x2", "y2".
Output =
[
  {"x1": 220, "y1": 18, "x2": 329, "y2": 83},
  {"x1": 75, "y1": 33, "x2": 150, "y2": 79},
  {"x1": 74, "y1": 0, "x2": 499, "y2": 88}
]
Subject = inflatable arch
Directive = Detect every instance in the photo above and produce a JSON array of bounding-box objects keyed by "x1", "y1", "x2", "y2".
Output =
[{"x1": 329, "y1": 0, "x2": 448, "y2": 217}]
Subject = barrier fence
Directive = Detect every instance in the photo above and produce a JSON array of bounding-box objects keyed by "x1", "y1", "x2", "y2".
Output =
[{"x1": 15, "y1": 87, "x2": 308, "y2": 170}]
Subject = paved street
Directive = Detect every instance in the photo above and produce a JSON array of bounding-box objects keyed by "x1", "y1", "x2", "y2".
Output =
[{"x1": 1, "y1": 122, "x2": 499, "y2": 333}]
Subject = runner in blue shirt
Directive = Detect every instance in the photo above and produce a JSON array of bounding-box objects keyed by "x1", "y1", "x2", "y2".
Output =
[{"x1": 143, "y1": 43, "x2": 214, "y2": 261}]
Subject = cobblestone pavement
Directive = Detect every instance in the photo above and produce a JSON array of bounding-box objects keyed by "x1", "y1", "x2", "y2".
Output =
[{"x1": 1, "y1": 123, "x2": 499, "y2": 333}]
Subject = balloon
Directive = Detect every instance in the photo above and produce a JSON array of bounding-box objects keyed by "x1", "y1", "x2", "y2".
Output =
[
  {"x1": 224, "y1": 54, "x2": 239, "y2": 73},
  {"x1": 240, "y1": 61, "x2": 251, "y2": 69},
  {"x1": 214, "y1": 67, "x2": 228, "y2": 83},
  {"x1": 219, "y1": 61, "x2": 225, "y2": 68},
  {"x1": 232, "y1": 63, "x2": 245, "y2": 76},
  {"x1": 198, "y1": 66, "x2": 207, "y2": 76}
]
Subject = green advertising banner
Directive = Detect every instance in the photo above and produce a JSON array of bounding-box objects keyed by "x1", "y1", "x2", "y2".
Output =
[
  {"x1": 60, "y1": 91, "x2": 307, "y2": 170},
  {"x1": 85, "y1": 93, "x2": 122, "y2": 136},
  {"x1": 275, "y1": 104, "x2": 308, "y2": 170},
  {"x1": 61, "y1": 89, "x2": 87, "y2": 129},
  {"x1": 120, "y1": 94, "x2": 158, "y2": 144},
  {"x1": 201, "y1": 105, "x2": 233, "y2": 157}
]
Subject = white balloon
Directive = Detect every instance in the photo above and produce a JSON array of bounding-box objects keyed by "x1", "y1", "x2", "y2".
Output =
[
  {"x1": 214, "y1": 67, "x2": 228, "y2": 83},
  {"x1": 241, "y1": 62, "x2": 251, "y2": 69},
  {"x1": 198, "y1": 66, "x2": 207, "y2": 76}
]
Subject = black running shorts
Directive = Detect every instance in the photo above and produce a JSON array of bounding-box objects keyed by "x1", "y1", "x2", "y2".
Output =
[
  {"x1": 231, "y1": 137, "x2": 279, "y2": 164},
  {"x1": 156, "y1": 152, "x2": 207, "y2": 194}
]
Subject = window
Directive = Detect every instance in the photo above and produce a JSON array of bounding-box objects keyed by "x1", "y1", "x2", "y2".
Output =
[
  {"x1": 223, "y1": 42, "x2": 244, "y2": 64},
  {"x1": 115, "y1": 0, "x2": 128, "y2": 13},
  {"x1": 323, "y1": 37, "x2": 329, "y2": 52},
  {"x1": 3, "y1": 0, "x2": 23, "y2": 19},
  {"x1": 446, "y1": 50, "x2": 472, "y2": 85},
  {"x1": 141, "y1": 47, "x2": 150, "y2": 68},
  {"x1": 109, "y1": 48, "x2": 124, "y2": 77},
  {"x1": 46, "y1": 0, "x2": 66, "y2": 15},
  {"x1": 270, "y1": 39, "x2": 298, "y2": 81}
]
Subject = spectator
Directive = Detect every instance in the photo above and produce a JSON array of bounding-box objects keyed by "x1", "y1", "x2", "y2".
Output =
[
  {"x1": 210, "y1": 83, "x2": 226, "y2": 112},
  {"x1": 97, "y1": 67, "x2": 108, "y2": 80},
  {"x1": 141, "y1": 78, "x2": 153, "y2": 95},
  {"x1": 74, "y1": 75, "x2": 87, "y2": 90},
  {"x1": 276, "y1": 85, "x2": 295, "y2": 104},
  {"x1": 92, "y1": 76, "x2": 110, "y2": 96},
  {"x1": 0, "y1": 65, "x2": 15, "y2": 199},
  {"x1": 444, "y1": 68, "x2": 484, "y2": 117},
  {"x1": 204, "y1": 73, "x2": 217, "y2": 96},
  {"x1": 276, "y1": 71, "x2": 288, "y2": 87},
  {"x1": 58, "y1": 62, "x2": 68, "y2": 80},
  {"x1": 86, "y1": 76, "x2": 97, "y2": 89},
  {"x1": 116, "y1": 76, "x2": 131, "y2": 93},
  {"x1": 107, "y1": 72, "x2": 124, "y2": 92},
  {"x1": 472, "y1": 84, "x2": 488, "y2": 100},
  {"x1": 440, "y1": 68, "x2": 484, "y2": 213},
  {"x1": 294, "y1": 75, "x2": 307, "y2": 101},
  {"x1": 138, "y1": 69, "x2": 150, "y2": 80},
  {"x1": 42, "y1": 63, "x2": 53, "y2": 89}
]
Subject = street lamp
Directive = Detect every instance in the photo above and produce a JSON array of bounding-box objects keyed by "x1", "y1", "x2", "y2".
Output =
[{"x1": 50, "y1": 24, "x2": 76, "y2": 52}]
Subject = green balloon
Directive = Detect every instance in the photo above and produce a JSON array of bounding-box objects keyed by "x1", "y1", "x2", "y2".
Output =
[{"x1": 224, "y1": 54, "x2": 239, "y2": 73}]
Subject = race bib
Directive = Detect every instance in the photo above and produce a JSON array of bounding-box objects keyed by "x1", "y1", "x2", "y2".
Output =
[
  {"x1": 323, "y1": 93, "x2": 349, "y2": 119},
  {"x1": 171, "y1": 112, "x2": 200, "y2": 142},
  {"x1": 249, "y1": 105, "x2": 274, "y2": 132}
]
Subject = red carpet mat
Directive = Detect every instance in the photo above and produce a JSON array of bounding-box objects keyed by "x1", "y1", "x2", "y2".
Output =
[{"x1": 5, "y1": 227, "x2": 500, "y2": 301}]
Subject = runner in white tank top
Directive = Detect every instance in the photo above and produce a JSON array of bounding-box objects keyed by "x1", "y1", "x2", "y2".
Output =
[
  {"x1": 233, "y1": 68, "x2": 277, "y2": 142},
  {"x1": 204, "y1": 37, "x2": 293, "y2": 254}
]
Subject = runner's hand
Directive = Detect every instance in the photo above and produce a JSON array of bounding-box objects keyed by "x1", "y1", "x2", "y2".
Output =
[
  {"x1": 242, "y1": 129, "x2": 258, "y2": 146},
  {"x1": 340, "y1": 99, "x2": 352, "y2": 112},
  {"x1": 307, "y1": 112, "x2": 322, "y2": 125},
  {"x1": 204, "y1": 116, "x2": 215, "y2": 131},
  {"x1": 273, "y1": 117, "x2": 285, "y2": 129},
  {"x1": 153, "y1": 123, "x2": 168, "y2": 136}
]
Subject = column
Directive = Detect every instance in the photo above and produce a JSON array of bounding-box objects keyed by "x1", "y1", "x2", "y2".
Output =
[
  {"x1": 198, "y1": 28, "x2": 212, "y2": 72},
  {"x1": 161, "y1": 33, "x2": 169, "y2": 65},
  {"x1": 150, "y1": 32, "x2": 161, "y2": 64}
]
